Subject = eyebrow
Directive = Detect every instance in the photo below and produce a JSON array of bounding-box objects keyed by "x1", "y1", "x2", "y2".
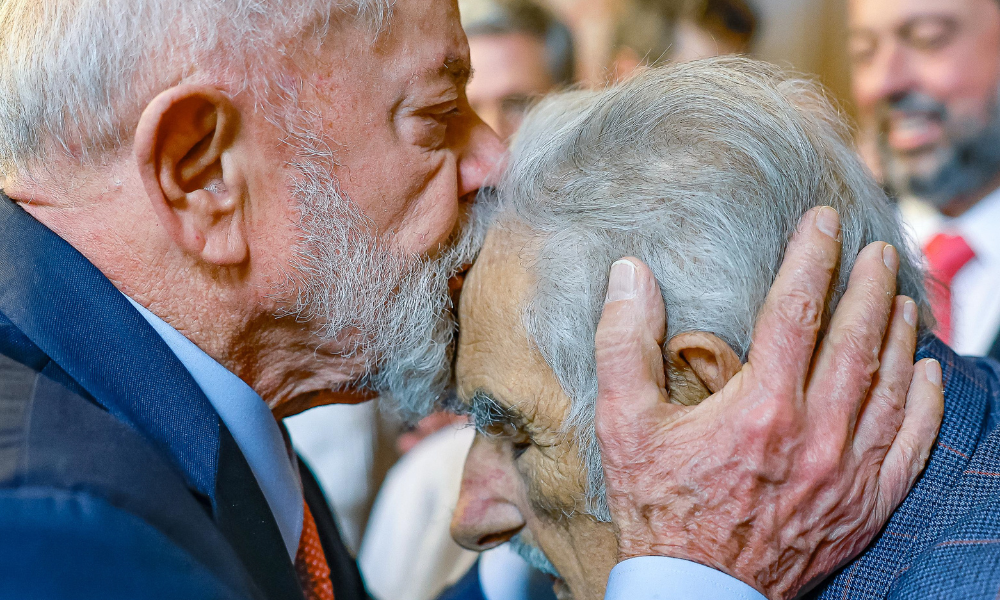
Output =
[
  {"x1": 467, "y1": 389, "x2": 527, "y2": 433},
  {"x1": 442, "y1": 56, "x2": 473, "y2": 87}
]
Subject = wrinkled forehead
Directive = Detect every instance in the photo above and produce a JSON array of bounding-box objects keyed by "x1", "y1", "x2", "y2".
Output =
[
  {"x1": 300, "y1": 0, "x2": 471, "y2": 98},
  {"x1": 455, "y1": 228, "x2": 570, "y2": 429}
]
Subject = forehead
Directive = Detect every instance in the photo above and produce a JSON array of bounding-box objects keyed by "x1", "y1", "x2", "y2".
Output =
[
  {"x1": 307, "y1": 0, "x2": 470, "y2": 97},
  {"x1": 379, "y1": 0, "x2": 470, "y2": 82},
  {"x1": 467, "y1": 33, "x2": 554, "y2": 97},
  {"x1": 455, "y1": 229, "x2": 569, "y2": 427},
  {"x1": 850, "y1": 0, "x2": 992, "y2": 26}
]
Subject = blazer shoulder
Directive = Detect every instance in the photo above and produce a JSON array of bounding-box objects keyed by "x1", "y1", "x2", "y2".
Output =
[
  {"x1": 0, "y1": 485, "x2": 251, "y2": 600},
  {"x1": 0, "y1": 354, "x2": 262, "y2": 600}
]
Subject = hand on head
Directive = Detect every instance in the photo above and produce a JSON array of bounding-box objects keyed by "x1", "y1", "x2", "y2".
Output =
[{"x1": 594, "y1": 206, "x2": 944, "y2": 599}]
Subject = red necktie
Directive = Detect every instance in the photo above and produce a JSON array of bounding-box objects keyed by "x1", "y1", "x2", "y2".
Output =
[
  {"x1": 295, "y1": 501, "x2": 335, "y2": 600},
  {"x1": 923, "y1": 233, "x2": 976, "y2": 344}
]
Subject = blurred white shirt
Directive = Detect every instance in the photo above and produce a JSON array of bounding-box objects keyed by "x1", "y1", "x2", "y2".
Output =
[
  {"x1": 285, "y1": 402, "x2": 380, "y2": 553},
  {"x1": 360, "y1": 425, "x2": 480, "y2": 600},
  {"x1": 899, "y1": 189, "x2": 1000, "y2": 356}
]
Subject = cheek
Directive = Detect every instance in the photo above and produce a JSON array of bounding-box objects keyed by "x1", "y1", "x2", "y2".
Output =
[
  {"x1": 518, "y1": 439, "x2": 591, "y2": 520},
  {"x1": 923, "y1": 36, "x2": 1000, "y2": 110},
  {"x1": 336, "y1": 141, "x2": 460, "y2": 250},
  {"x1": 390, "y1": 155, "x2": 461, "y2": 256}
]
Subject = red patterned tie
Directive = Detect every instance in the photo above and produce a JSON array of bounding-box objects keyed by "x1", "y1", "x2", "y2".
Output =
[
  {"x1": 295, "y1": 501, "x2": 335, "y2": 600},
  {"x1": 923, "y1": 233, "x2": 975, "y2": 344}
]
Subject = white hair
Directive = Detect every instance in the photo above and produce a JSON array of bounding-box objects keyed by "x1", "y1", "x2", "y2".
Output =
[
  {"x1": 491, "y1": 57, "x2": 930, "y2": 521},
  {"x1": 0, "y1": 0, "x2": 392, "y2": 178}
]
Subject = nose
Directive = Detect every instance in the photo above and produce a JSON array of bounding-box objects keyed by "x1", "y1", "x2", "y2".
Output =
[
  {"x1": 451, "y1": 433, "x2": 526, "y2": 551},
  {"x1": 456, "y1": 113, "x2": 508, "y2": 200},
  {"x1": 854, "y1": 41, "x2": 919, "y2": 113}
]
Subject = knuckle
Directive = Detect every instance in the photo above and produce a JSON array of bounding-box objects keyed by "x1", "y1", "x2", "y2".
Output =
[
  {"x1": 871, "y1": 380, "x2": 907, "y2": 415},
  {"x1": 829, "y1": 329, "x2": 881, "y2": 378},
  {"x1": 595, "y1": 324, "x2": 640, "y2": 363},
  {"x1": 803, "y1": 446, "x2": 846, "y2": 483},
  {"x1": 774, "y1": 288, "x2": 823, "y2": 331}
]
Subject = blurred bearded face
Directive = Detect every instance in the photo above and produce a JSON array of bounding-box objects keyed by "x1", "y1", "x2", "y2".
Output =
[{"x1": 848, "y1": 0, "x2": 1000, "y2": 211}]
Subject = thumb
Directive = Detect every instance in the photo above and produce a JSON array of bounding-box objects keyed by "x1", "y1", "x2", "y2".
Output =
[{"x1": 595, "y1": 258, "x2": 673, "y2": 447}]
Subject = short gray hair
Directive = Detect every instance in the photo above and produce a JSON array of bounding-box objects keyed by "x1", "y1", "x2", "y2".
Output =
[
  {"x1": 0, "y1": 0, "x2": 392, "y2": 178},
  {"x1": 491, "y1": 57, "x2": 929, "y2": 520}
]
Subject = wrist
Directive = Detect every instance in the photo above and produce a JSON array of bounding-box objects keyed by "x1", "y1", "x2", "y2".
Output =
[{"x1": 616, "y1": 535, "x2": 789, "y2": 599}]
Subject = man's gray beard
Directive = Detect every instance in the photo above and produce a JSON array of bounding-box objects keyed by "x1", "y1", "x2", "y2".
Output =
[
  {"x1": 285, "y1": 151, "x2": 484, "y2": 421},
  {"x1": 508, "y1": 533, "x2": 562, "y2": 579},
  {"x1": 880, "y1": 90, "x2": 1000, "y2": 207}
]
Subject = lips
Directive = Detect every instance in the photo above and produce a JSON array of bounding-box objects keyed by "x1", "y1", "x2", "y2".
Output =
[{"x1": 886, "y1": 111, "x2": 944, "y2": 152}]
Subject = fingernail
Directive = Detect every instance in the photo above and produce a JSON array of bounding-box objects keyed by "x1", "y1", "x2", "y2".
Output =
[
  {"x1": 903, "y1": 300, "x2": 917, "y2": 327},
  {"x1": 883, "y1": 244, "x2": 899, "y2": 272},
  {"x1": 816, "y1": 206, "x2": 839, "y2": 239},
  {"x1": 606, "y1": 259, "x2": 637, "y2": 303},
  {"x1": 926, "y1": 359, "x2": 942, "y2": 386}
]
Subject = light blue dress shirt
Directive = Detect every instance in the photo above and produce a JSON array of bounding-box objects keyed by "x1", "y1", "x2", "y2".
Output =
[
  {"x1": 126, "y1": 297, "x2": 304, "y2": 560},
  {"x1": 605, "y1": 557, "x2": 765, "y2": 600}
]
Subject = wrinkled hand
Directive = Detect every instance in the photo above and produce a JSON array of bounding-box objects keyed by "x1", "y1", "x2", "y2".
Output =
[{"x1": 594, "y1": 206, "x2": 944, "y2": 600}]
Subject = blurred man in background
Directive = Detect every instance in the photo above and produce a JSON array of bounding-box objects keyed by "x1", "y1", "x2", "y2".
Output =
[
  {"x1": 849, "y1": 0, "x2": 1000, "y2": 361},
  {"x1": 611, "y1": 0, "x2": 757, "y2": 78},
  {"x1": 462, "y1": 0, "x2": 576, "y2": 140}
]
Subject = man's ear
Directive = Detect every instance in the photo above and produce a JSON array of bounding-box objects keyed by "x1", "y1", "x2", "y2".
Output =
[
  {"x1": 665, "y1": 331, "x2": 742, "y2": 406},
  {"x1": 134, "y1": 84, "x2": 247, "y2": 266}
]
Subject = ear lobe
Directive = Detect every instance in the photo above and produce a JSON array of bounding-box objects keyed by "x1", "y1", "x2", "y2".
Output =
[
  {"x1": 134, "y1": 84, "x2": 248, "y2": 266},
  {"x1": 665, "y1": 331, "x2": 742, "y2": 405}
]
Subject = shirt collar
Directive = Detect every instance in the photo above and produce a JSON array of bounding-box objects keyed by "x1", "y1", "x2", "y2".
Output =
[
  {"x1": 947, "y1": 186, "x2": 1000, "y2": 264},
  {"x1": 125, "y1": 296, "x2": 303, "y2": 559}
]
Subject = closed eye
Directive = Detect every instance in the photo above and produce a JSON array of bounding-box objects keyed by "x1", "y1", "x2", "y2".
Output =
[
  {"x1": 412, "y1": 104, "x2": 461, "y2": 149},
  {"x1": 470, "y1": 389, "x2": 534, "y2": 459},
  {"x1": 481, "y1": 421, "x2": 533, "y2": 459}
]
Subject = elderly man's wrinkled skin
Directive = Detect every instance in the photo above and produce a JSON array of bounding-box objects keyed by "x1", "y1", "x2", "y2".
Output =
[
  {"x1": 452, "y1": 229, "x2": 619, "y2": 600},
  {"x1": 453, "y1": 208, "x2": 944, "y2": 600},
  {"x1": 593, "y1": 209, "x2": 943, "y2": 598},
  {"x1": 5, "y1": 0, "x2": 505, "y2": 417}
]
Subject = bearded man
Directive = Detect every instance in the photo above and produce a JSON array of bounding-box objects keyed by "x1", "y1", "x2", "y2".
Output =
[
  {"x1": 450, "y1": 58, "x2": 982, "y2": 600},
  {"x1": 849, "y1": 0, "x2": 1000, "y2": 360},
  {"x1": 0, "y1": 1, "x2": 941, "y2": 599}
]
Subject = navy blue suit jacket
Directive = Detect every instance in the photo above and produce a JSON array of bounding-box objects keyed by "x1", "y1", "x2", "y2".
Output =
[{"x1": 0, "y1": 193, "x2": 367, "y2": 599}]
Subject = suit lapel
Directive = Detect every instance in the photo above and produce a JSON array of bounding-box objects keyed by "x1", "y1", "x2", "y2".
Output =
[
  {"x1": 218, "y1": 428, "x2": 305, "y2": 600},
  {"x1": 0, "y1": 195, "x2": 219, "y2": 496},
  {"x1": 0, "y1": 194, "x2": 301, "y2": 597},
  {"x1": 299, "y1": 456, "x2": 370, "y2": 600}
]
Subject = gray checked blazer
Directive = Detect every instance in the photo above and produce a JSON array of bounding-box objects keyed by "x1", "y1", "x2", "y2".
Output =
[{"x1": 809, "y1": 336, "x2": 1000, "y2": 599}]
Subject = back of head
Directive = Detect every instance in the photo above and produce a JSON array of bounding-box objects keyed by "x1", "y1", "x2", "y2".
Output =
[{"x1": 491, "y1": 56, "x2": 928, "y2": 519}]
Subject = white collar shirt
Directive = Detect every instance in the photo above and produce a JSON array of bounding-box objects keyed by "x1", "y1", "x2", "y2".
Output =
[{"x1": 899, "y1": 190, "x2": 1000, "y2": 356}]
